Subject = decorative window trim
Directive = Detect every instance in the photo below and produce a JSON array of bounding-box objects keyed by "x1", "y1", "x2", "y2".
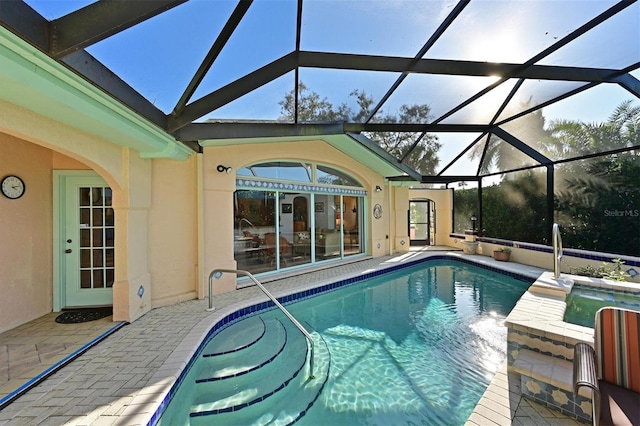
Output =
[{"x1": 236, "y1": 179, "x2": 367, "y2": 196}]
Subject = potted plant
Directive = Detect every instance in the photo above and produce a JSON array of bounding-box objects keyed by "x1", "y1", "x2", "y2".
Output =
[{"x1": 493, "y1": 247, "x2": 512, "y2": 261}]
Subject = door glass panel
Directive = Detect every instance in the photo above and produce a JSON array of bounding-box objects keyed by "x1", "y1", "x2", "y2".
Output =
[
  {"x1": 93, "y1": 270, "x2": 104, "y2": 288},
  {"x1": 80, "y1": 270, "x2": 91, "y2": 289},
  {"x1": 342, "y1": 196, "x2": 361, "y2": 256},
  {"x1": 93, "y1": 209, "x2": 103, "y2": 226},
  {"x1": 314, "y1": 194, "x2": 341, "y2": 261},
  {"x1": 80, "y1": 209, "x2": 90, "y2": 227},
  {"x1": 281, "y1": 193, "x2": 311, "y2": 268},
  {"x1": 233, "y1": 190, "x2": 277, "y2": 275},
  {"x1": 78, "y1": 186, "x2": 115, "y2": 290},
  {"x1": 93, "y1": 249, "x2": 103, "y2": 267},
  {"x1": 105, "y1": 229, "x2": 114, "y2": 247},
  {"x1": 105, "y1": 249, "x2": 114, "y2": 267},
  {"x1": 80, "y1": 229, "x2": 90, "y2": 247},
  {"x1": 106, "y1": 269, "x2": 114, "y2": 288},
  {"x1": 290, "y1": 195, "x2": 312, "y2": 267},
  {"x1": 93, "y1": 229, "x2": 103, "y2": 247},
  {"x1": 413, "y1": 223, "x2": 430, "y2": 241},
  {"x1": 80, "y1": 249, "x2": 91, "y2": 268},
  {"x1": 79, "y1": 188, "x2": 91, "y2": 206},
  {"x1": 410, "y1": 200, "x2": 435, "y2": 245}
]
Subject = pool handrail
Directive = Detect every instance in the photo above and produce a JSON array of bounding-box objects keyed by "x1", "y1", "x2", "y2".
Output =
[
  {"x1": 553, "y1": 223, "x2": 563, "y2": 278},
  {"x1": 208, "y1": 268, "x2": 315, "y2": 379}
]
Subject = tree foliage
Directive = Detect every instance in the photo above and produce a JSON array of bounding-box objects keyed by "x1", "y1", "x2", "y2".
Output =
[
  {"x1": 458, "y1": 100, "x2": 639, "y2": 256},
  {"x1": 470, "y1": 108, "x2": 551, "y2": 174},
  {"x1": 278, "y1": 83, "x2": 441, "y2": 174}
]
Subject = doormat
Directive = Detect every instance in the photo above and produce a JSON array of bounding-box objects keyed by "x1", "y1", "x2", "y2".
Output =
[{"x1": 55, "y1": 307, "x2": 113, "y2": 324}]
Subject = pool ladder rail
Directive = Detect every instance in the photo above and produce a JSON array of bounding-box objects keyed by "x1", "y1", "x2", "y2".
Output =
[
  {"x1": 208, "y1": 268, "x2": 315, "y2": 379},
  {"x1": 553, "y1": 223, "x2": 563, "y2": 279}
]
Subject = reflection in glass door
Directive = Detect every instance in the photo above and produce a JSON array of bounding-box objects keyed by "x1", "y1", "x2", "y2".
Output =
[{"x1": 409, "y1": 200, "x2": 435, "y2": 246}]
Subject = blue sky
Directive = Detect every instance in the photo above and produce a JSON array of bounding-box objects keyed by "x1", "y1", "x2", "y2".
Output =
[{"x1": 24, "y1": 0, "x2": 640, "y2": 174}]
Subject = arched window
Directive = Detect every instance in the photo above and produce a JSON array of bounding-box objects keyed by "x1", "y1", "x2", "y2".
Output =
[{"x1": 234, "y1": 162, "x2": 365, "y2": 275}]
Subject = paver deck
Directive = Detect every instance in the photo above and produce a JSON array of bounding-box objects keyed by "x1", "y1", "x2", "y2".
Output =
[{"x1": 0, "y1": 249, "x2": 582, "y2": 425}]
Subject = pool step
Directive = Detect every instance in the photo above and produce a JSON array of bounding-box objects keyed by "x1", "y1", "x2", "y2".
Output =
[
  {"x1": 188, "y1": 316, "x2": 330, "y2": 425},
  {"x1": 190, "y1": 319, "x2": 305, "y2": 410},
  {"x1": 193, "y1": 318, "x2": 287, "y2": 382},
  {"x1": 200, "y1": 315, "x2": 266, "y2": 356}
]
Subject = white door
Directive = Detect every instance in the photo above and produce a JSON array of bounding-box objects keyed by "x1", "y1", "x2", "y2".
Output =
[{"x1": 60, "y1": 174, "x2": 114, "y2": 307}]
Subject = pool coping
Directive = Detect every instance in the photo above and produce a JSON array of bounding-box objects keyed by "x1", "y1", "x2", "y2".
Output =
[
  {"x1": 0, "y1": 321, "x2": 128, "y2": 410},
  {"x1": 498, "y1": 271, "x2": 640, "y2": 423},
  {"x1": 146, "y1": 252, "x2": 545, "y2": 425},
  {"x1": 506, "y1": 272, "x2": 640, "y2": 349}
]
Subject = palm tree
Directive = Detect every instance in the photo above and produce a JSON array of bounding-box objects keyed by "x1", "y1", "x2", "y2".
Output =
[
  {"x1": 549, "y1": 100, "x2": 640, "y2": 255},
  {"x1": 470, "y1": 108, "x2": 550, "y2": 176}
]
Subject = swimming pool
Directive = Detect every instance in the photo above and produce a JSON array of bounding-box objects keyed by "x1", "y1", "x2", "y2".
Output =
[
  {"x1": 155, "y1": 258, "x2": 532, "y2": 425},
  {"x1": 564, "y1": 285, "x2": 640, "y2": 327}
]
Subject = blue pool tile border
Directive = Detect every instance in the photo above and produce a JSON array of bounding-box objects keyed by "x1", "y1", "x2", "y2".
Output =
[{"x1": 148, "y1": 255, "x2": 533, "y2": 425}]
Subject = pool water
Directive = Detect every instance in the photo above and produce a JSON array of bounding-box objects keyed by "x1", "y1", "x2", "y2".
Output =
[
  {"x1": 157, "y1": 259, "x2": 531, "y2": 425},
  {"x1": 564, "y1": 285, "x2": 640, "y2": 328}
]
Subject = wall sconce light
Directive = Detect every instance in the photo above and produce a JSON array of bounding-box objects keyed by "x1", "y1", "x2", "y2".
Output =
[
  {"x1": 471, "y1": 213, "x2": 477, "y2": 232},
  {"x1": 217, "y1": 164, "x2": 232, "y2": 174},
  {"x1": 375, "y1": 185, "x2": 382, "y2": 192}
]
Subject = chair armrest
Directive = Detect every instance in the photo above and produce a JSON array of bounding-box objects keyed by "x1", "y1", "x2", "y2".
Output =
[{"x1": 574, "y1": 342, "x2": 599, "y2": 396}]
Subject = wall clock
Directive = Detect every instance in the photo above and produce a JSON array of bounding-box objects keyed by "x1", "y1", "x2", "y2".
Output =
[{"x1": 1, "y1": 175, "x2": 25, "y2": 199}]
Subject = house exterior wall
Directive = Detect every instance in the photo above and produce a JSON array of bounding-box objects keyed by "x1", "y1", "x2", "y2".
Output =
[
  {"x1": 1, "y1": 102, "x2": 401, "y2": 332},
  {"x1": 0, "y1": 99, "x2": 200, "y2": 330},
  {"x1": 148, "y1": 156, "x2": 199, "y2": 308},
  {"x1": 0, "y1": 135, "x2": 53, "y2": 333},
  {"x1": 393, "y1": 186, "x2": 410, "y2": 251},
  {"x1": 200, "y1": 142, "x2": 391, "y2": 295},
  {"x1": 0, "y1": 30, "x2": 403, "y2": 333}
]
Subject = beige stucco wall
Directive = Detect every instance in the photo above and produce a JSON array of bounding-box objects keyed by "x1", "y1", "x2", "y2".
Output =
[
  {"x1": 201, "y1": 141, "x2": 389, "y2": 295},
  {"x1": 0, "y1": 135, "x2": 53, "y2": 333},
  {"x1": 470, "y1": 241, "x2": 640, "y2": 283},
  {"x1": 393, "y1": 186, "x2": 410, "y2": 251},
  {"x1": 148, "y1": 156, "x2": 199, "y2": 307},
  {"x1": 0, "y1": 99, "x2": 200, "y2": 329}
]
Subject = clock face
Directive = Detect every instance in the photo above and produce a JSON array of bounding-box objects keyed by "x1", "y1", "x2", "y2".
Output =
[{"x1": 1, "y1": 175, "x2": 25, "y2": 199}]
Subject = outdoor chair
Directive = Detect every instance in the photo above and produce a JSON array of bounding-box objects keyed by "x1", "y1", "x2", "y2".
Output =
[{"x1": 573, "y1": 307, "x2": 640, "y2": 426}]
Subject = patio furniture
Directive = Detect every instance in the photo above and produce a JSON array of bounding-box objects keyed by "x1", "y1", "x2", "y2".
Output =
[
  {"x1": 293, "y1": 231, "x2": 311, "y2": 258},
  {"x1": 315, "y1": 231, "x2": 340, "y2": 257},
  {"x1": 573, "y1": 307, "x2": 640, "y2": 426},
  {"x1": 264, "y1": 233, "x2": 290, "y2": 266}
]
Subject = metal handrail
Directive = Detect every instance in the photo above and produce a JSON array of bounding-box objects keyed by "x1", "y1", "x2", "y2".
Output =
[
  {"x1": 208, "y1": 268, "x2": 315, "y2": 379},
  {"x1": 552, "y1": 223, "x2": 563, "y2": 278}
]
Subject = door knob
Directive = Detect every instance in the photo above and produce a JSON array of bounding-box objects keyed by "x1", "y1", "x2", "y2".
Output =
[
  {"x1": 66, "y1": 239, "x2": 72, "y2": 243},
  {"x1": 65, "y1": 249, "x2": 72, "y2": 253}
]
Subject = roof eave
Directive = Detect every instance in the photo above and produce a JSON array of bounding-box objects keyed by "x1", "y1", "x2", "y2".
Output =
[{"x1": 0, "y1": 27, "x2": 193, "y2": 161}]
